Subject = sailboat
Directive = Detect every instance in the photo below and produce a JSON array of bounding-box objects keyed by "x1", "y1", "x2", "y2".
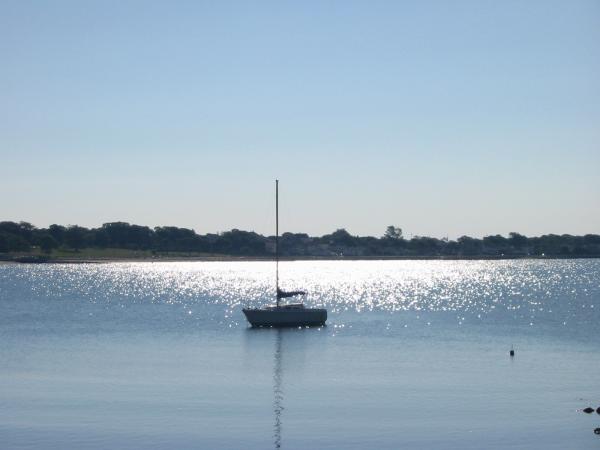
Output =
[{"x1": 242, "y1": 180, "x2": 327, "y2": 327}]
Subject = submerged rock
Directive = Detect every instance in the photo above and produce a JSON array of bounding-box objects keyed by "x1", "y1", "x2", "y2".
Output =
[{"x1": 583, "y1": 407, "x2": 594, "y2": 413}]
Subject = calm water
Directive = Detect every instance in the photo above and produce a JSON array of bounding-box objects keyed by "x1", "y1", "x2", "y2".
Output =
[{"x1": 1, "y1": 260, "x2": 599, "y2": 449}]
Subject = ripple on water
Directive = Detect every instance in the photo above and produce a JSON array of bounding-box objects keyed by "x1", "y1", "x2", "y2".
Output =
[{"x1": 0, "y1": 259, "x2": 599, "y2": 333}]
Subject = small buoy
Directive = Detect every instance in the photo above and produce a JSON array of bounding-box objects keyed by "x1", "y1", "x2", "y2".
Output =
[
  {"x1": 583, "y1": 407, "x2": 594, "y2": 414},
  {"x1": 594, "y1": 427, "x2": 600, "y2": 435},
  {"x1": 509, "y1": 345, "x2": 515, "y2": 357}
]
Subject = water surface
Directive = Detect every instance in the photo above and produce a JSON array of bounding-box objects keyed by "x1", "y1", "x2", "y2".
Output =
[{"x1": 1, "y1": 260, "x2": 599, "y2": 449}]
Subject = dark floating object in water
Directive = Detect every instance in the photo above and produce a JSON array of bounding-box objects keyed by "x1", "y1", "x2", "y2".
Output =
[
  {"x1": 509, "y1": 345, "x2": 515, "y2": 357},
  {"x1": 594, "y1": 428, "x2": 600, "y2": 435},
  {"x1": 583, "y1": 407, "x2": 594, "y2": 414},
  {"x1": 596, "y1": 407, "x2": 600, "y2": 415}
]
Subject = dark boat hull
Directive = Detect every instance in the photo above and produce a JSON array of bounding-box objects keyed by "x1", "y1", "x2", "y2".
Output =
[{"x1": 243, "y1": 307, "x2": 327, "y2": 327}]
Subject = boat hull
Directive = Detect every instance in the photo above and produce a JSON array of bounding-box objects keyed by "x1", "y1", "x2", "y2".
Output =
[{"x1": 243, "y1": 307, "x2": 327, "y2": 327}]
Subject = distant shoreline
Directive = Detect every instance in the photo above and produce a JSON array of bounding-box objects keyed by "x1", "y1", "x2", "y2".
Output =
[
  {"x1": 2, "y1": 254, "x2": 599, "y2": 264},
  {"x1": 3, "y1": 221, "x2": 599, "y2": 261}
]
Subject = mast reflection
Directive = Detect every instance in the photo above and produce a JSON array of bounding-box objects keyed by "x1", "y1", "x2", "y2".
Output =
[{"x1": 273, "y1": 329, "x2": 283, "y2": 448}]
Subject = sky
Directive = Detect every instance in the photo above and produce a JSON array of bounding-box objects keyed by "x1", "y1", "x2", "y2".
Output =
[{"x1": 1, "y1": 0, "x2": 599, "y2": 239}]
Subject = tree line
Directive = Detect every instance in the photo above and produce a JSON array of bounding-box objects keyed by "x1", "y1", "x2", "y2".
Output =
[{"x1": 0, "y1": 221, "x2": 599, "y2": 258}]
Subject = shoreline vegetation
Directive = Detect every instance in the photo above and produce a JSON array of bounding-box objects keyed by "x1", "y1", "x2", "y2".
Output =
[{"x1": 1, "y1": 221, "x2": 599, "y2": 263}]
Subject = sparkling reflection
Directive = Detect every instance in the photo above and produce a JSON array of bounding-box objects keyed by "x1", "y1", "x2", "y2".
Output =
[{"x1": 1, "y1": 260, "x2": 599, "y2": 330}]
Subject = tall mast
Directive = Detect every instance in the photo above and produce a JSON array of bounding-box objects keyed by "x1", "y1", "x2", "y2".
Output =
[{"x1": 275, "y1": 179, "x2": 279, "y2": 307}]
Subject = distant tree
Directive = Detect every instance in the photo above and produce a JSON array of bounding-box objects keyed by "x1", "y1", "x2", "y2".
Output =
[
  {"x1": 531, "y1": 233, "x2": 565, "y2": 255},
  {"x1": 18, "y1": 221, "x2": 35, "y2": 240},
  {"x1": 214, "y1": 229, "x2": 266, "y2": 255},
  {"x1": 508, "y1": 232, "x2": 528, "y2": 249},
  {"x1": 357, "y1": 235, "x2": 381, "y2": 255},
  {"x1": 39, "y1": 234, "x2": 59, "y2": 254},
  {"x1": 323, "y1": 229, "x2": 356, "y2": 247},
  {"x1": 2, "y1": 219, "x2": 599, "y2": 258},
  {"x1": 65, "y1": 226, "x2": 87, "y2": 251},
  {"x1": 3, "y1": 234, "x2": 30, "y2": 252},
  {"x1": 0, "y1": 222, "x2": 19, "y2": 235},
  {"x1": 483, "y1": 234, "x2": 507, "y2": 246},
  {"x1": 383, "y1": 226, "x2": 403, "y2": 240},
  {"x1": 93, "y1": 229, "x2": 109, "y2": 248},
  {"x1": 154, "y1": 226, "x2": 207, "y2": 252},
  {"x1": 409, "y1": 236, "x2": 442, "y2": 255},
  {"x1": 0, "y1": 234, "x2": 8, "y2": 253},
  {"x1": 457, "y1": 235, "x2": 483, "y2": 255},
  {"x1": 279, "y1": 232, "x2": 310, "y2": 256},
  {"x1": 442, "y1": 240, "x2": 459, "y2": 255},
  {"x1": 101, "y1": 222, "x2": 153, "y2": 249},
  {"x1": 559, "y1": 245, "x2": 571, "y2": 255},
  {"x1": 48, "y1": 224, "x2": 67, "y2": 246},
  {"x1": 583, "y1": 234, "x2": 600, "y2": 245},
  {"x1": 0, "y1": 221, "x2": 35, "y2": 241},
  {"x1": 482, "y1": 234, "x2": 508, "y2": 255}
]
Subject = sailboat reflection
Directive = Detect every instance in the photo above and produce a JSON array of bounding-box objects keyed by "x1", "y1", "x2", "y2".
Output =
[
  {"x1": 273, "y1": 329, "x2": 283, "y2": 448},
  {"x1": 244, "y1": 327, "x2": 307, "y2": 448}
]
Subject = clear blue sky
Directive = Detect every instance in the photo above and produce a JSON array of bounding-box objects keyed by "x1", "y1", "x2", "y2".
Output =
[{"x1": 1, "y1": 0, "x2": 599, "y2": 238}]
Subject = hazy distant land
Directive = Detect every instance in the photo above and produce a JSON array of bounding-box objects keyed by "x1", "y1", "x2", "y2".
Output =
[{"x1": 1, "y1": 221, "x2": 599, "y2": 263}]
